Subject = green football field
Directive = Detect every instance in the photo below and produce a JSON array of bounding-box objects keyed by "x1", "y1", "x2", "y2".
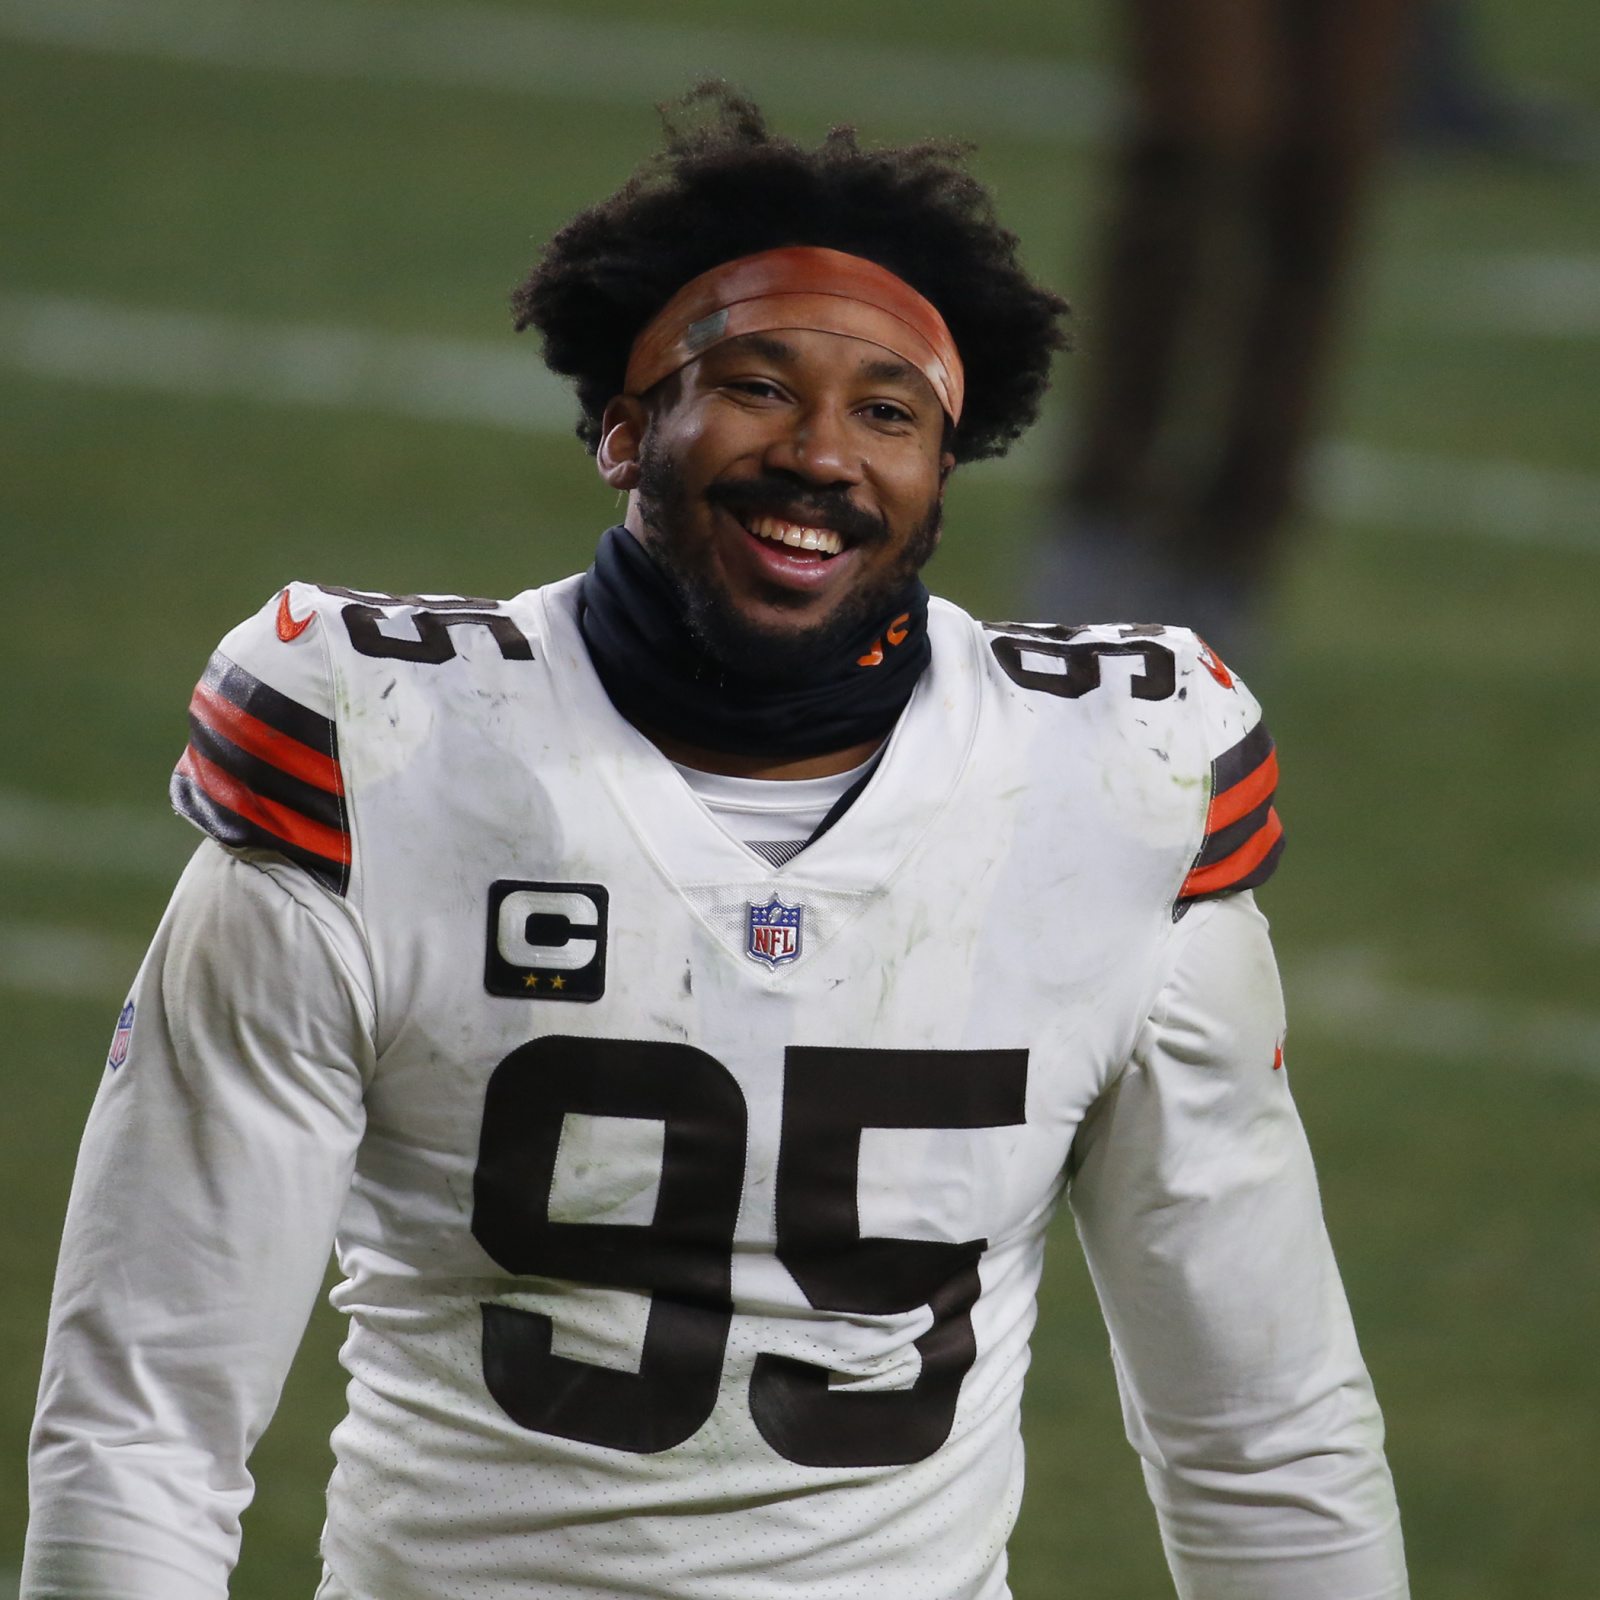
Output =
[{"x1": 3, "y1": 1, "x2": 1598, "y2": 1594}]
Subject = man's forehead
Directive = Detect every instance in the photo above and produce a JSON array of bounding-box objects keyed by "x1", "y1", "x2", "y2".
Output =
[
  {"x1": 704, "y1": 331, "x2": 925, "y2": 386},
  {"x1": 620, "y1": 245, "x2": 966, "y2": 423}
]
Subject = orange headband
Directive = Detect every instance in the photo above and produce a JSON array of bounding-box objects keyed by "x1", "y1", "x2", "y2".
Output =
[{"x1": 623, "y1": 246, "x2": 965, "y2": 424}]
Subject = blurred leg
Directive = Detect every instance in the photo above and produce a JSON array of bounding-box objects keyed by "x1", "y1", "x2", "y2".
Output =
[
  {"x1": 1068, "y1": 0, "x2": 1279, "y2": 526},
  {"x1": 1066, "y1": 136, "x2": 1213, "y2": 520},
  {"x1": 1189, "y1": 0, "x2": 1416, "y2": 580},
  {"x1": 1048, "y1": 0, "x2": 1417, "y2": 656}
]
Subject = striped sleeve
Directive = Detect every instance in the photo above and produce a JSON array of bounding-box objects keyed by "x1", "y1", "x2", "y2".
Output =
[
  {"x1": 1177, "y1": 720, "x2": 1284, "y2": 908},
  {"x1": 170, "y1": 651, "x2": 351, "y2": 895}
]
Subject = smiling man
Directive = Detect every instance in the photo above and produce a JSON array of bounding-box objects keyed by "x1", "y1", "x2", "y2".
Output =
[{"x1": 25, "y1": 92, "x2": 1407, "y2": 1600}]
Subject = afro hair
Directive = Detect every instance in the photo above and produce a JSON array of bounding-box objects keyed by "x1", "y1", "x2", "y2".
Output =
[{"x1": 512, "y1": 84, "x2": 1071, "y2": 464}]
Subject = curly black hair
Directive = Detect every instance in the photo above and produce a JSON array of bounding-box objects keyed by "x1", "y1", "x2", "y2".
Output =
[{"x1": 513, "y1": 85, "x2": 1070, "y2": 464}]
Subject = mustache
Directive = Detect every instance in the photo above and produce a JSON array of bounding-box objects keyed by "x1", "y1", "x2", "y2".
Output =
[{"x1": 703, "y1": 475, "x2": 889, "y2": 549}]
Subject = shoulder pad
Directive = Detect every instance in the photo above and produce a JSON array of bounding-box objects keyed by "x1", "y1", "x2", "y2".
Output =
[
  {"x1": 980, "y1": 618, "x2": 1181, "y2": 703},
  {"x1": 1170, "y1": 629, "x2": 1283, "y2": 911},
  {"x1": 976, "y1": 616, "x2": 1283, "y2": 911},
  {"x1": 311, "y1": 583, "x2": 534, "y2": 665},
  {"x1": 169, "y1": 584, "x2": 349, "y2": 895}
]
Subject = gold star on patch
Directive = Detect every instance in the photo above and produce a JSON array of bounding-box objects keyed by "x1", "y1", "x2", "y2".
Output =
[
  {"x1": 551, "y1": 975, "x2": 565, "y2": 990},
  {"x1": 523, "y1": 973, "x2": 539, "y2": 989}
]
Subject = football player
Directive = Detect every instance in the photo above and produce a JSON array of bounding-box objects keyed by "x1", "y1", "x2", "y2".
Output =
[{"x1": 25, "y1": 89, "x2": 1407, "y2": 1600}]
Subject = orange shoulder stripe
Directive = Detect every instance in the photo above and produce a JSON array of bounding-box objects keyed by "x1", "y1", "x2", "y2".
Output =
[
  {"x1": 1182, "y1": 807, "x2": 1283, "y2": 898},
  {"x1": 190, "y1": 680, "x2": 344, "y2": 795},
  {"x1": 178, "y1": 745, "x2": 351, "y2": 864},
  {"x1": 1207, "y1": 748, "x2": 1278, "y2": 832}
]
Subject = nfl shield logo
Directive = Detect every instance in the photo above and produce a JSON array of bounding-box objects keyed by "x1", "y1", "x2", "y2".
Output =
[
  {"x1": 107, "y1": 998, "x2": 135, "y2": 1071},
  {"x1": 746, "y1": 895, "x2": 803, "y2": 968}
]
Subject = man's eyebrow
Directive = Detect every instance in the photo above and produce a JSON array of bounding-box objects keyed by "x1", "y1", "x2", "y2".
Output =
[
  {"x1": 858, "y1": 355, "x2": 919, "y2": 385},
  {"x1": 719, "y1": 332, "x2": 799, "y2": 363},
  {"x1": 709, "y1": 335, "x2": 924, "y2": 391}
]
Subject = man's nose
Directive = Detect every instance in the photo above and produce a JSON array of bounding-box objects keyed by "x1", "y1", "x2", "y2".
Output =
[{"x1": 763, "y1": 400, "x2": 866, "y2": 486}]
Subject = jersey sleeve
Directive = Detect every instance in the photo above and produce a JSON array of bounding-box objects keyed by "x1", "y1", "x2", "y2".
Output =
[
  {"x1": 1176, "y1": 639, "x2": 1284, "y2": 912},
  {"x1": 23, "y1": 841, "x2": 373, "y2": 1600},
  {"x1": 169, "y1": 585, "x2": 351, "y2": 896},
  {"x1": 1068, "y1": 893, "x2": 1407, "y2": 1600}
]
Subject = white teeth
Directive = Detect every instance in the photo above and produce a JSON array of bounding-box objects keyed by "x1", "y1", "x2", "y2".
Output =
[{"x1": 746, "y1": 514, "x2": 843, "y2": 557}]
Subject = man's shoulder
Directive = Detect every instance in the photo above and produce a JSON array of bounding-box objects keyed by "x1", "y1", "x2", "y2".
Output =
[
  {"x1": 930, "y1": 601, "x2": 1282, "y2": 908},
  {"x1": 203, "y1": 576, "x2": 574, "y2": 698},
  {"x1": 170, "y1": 578, "x2": 574, "y2": 895},
  {"x1": 932, "y1": 601, "x2": 1257, "y2": 733}
]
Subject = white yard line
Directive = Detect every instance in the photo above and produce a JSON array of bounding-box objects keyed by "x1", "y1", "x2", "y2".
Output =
[
  {"x1": 4, "y1": 860, "x2": 1595, "y2": 1087},
  {"x1": 1399, "y1": 254, "x2": 1600, "y2": 338},
  {"x1": 0, "y1": 919, "x2": 145, "y2": 1001},
  {"x1": 0, "y1": 789, "x2": 198, "y2": 880},
  {"x1": 0, "y1": 292, "x2": 576, "y2": 432},
  {"x1": 5, "y1": 290, "x2": 1600, "y2": 553},
  {"x1": 14, "y1": 3, "x2": 1600, "y2": 344},
  {"x1": 3, "y1": 788, "x2": 1596, "y2": 1060},
  {"x1": 1286, "y1": 953, "x2": 1600, "y2": 1082},
  {"x1": 0, "y1": 0, "x2": 1116, "y2": 144},
  {"x1": 1546, "y1": 881, "x2": 1600, "y2": 946},
  {"x1": 1310, "y1": 439, "x2": 1600, "y2": 554}
]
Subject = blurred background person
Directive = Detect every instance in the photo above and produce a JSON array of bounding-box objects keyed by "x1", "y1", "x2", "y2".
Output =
[
  {"x1": 1032, "y1": 0, "x2": 1414, "y2": 661},
  {"x1": 1031, "y1": 0, "x2": 1598, "y2": 663}
]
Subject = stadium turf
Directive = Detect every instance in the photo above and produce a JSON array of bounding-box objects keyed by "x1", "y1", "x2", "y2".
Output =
[{"x1": 2, "y1": 2, "x2": 1598, "y2": 1594}]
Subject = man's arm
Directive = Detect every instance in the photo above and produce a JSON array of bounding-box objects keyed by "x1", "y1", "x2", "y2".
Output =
[
  {"x1": 1069, "y1": 892, "x2": 1407, "y2": 1600},
  {"x1": 24, "y1": 841, "x2": 373, "y2": 1600}
]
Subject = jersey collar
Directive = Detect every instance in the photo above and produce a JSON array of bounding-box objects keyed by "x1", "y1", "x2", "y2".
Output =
[{"x1": 536, "y1": 576, "x2": 984, "y2": 966}]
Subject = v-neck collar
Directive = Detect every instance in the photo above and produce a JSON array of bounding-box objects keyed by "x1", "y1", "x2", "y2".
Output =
[{"x1": 535, "y1": 576, "x2": 983, "y2": 904}]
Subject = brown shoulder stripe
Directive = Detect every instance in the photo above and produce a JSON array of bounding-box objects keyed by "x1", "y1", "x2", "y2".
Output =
[
  {"x1": 1178, "y1": 721, "x2": 1284, "y2": 907},
  {"x1": 169, "y1": 651, "x2": 350, "y2": 894}
]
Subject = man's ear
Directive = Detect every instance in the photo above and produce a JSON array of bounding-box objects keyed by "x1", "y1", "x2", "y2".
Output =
[
  {"x1": 937, "y1": 450, "x2": 957, "y2": 492},
  {"x1": 597, "y1": 396, "x2": 650, "y2": 490}
]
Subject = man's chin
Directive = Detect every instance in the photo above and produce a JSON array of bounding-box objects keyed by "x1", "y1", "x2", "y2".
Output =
[
  {"x1": 732, "y1": 569, "x2": 856, "y2": 628},
  {"x1": 633, "y1": 443, "x2": 936, "y2": 682},
  {"x1": 678, "y1": 586, "x2": 865, "y2": 683},
  {"x1": 639, "y1": 529, "x2": 871, "y2": 684}
]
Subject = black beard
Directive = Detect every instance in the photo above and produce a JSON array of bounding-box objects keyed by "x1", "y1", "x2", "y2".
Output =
[{"x1": 633, "y1": 435, "x2": 942, "y2": 685}]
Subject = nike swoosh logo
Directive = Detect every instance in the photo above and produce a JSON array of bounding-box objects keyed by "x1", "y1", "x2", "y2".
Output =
[
  {"x1": 277, "y1": 588, "x2": 315, "y2": 642},
  {"x1": 1197, "y1": 639, "x2": 1233, "y2": 689}
]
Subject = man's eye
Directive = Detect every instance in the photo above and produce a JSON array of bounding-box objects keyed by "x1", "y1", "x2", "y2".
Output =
[
  {"x1": 863, "y1": 402, "x2": 914, "y2": 424},
  {"x1": 730, "y1": 379, "x2": 784, "y2": 400}
]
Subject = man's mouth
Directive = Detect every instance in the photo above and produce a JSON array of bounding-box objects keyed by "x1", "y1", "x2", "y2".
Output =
[{"x1": 741, "y1": 514, "x2": 845, "y2": 558}]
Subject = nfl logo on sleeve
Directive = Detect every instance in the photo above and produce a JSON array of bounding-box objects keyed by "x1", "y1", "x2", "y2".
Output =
[
  {"x1": 106, "y1": 999, "x2": 135, "y2": 1071},
  {"x1": 746, "y1": 895, "x2": 803, "y2": 968}
]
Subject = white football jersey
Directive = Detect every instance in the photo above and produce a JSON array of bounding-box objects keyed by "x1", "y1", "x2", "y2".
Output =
[{"x1": 25, "y1": 576, "x2": 1406, "y2": 1600}]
